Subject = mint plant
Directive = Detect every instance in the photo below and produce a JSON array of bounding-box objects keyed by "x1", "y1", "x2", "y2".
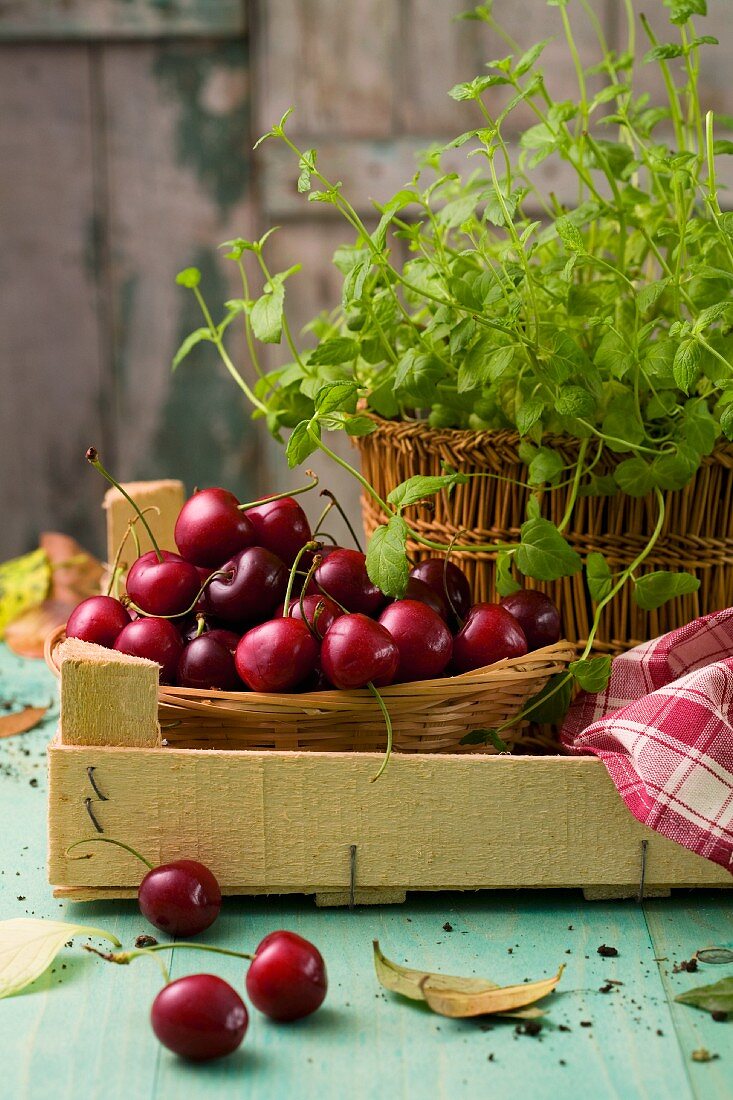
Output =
[{"x1": 174, "y1": 0, "x2": 733, "y2": 707}]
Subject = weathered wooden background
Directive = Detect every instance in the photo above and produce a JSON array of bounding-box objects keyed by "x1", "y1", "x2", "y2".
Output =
[{"x1": 2, "y1": 0, "x2": 732, "y2": 559}]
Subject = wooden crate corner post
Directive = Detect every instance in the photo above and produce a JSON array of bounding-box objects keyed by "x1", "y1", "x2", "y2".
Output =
[{"x1": 103, "y1": 479, "x2": 185, "y2": 566}]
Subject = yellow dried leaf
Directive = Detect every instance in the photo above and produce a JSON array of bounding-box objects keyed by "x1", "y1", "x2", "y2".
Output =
[
  {"x1": 0, "y1": 549, "x2": 51, "y2": 638},
  {"x1": 0, "y1": 918, "x2": 121, "y2": 999},
  {"x1": 422, "y1": 965, "x2": 565, "y2": 1018}
]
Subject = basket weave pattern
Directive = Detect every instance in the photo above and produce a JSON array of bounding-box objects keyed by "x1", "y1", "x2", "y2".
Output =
[
  {"x1": 46, "y1": 628, "x2": 572, "y2": 754},
  {"x1": 357, "y1": 416, "x2": 733, "y2": 655}
]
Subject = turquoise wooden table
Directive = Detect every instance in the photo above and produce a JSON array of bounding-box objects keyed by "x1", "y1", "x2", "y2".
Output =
[{"x1": 1, "y1": 644, "x2": 731, "y2": 1099}]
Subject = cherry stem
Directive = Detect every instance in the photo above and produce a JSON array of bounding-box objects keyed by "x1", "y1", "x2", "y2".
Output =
[
  {"x1": 65, "y1": 836, "x2": 154, "y2": 871},
  {"x1": 319, "y1": 490, "x2": 364, "y2": 553},
  {"x1": 126, "y1": 569, "x2": 233, "y2": 620},
  {"x1": 106, "y1": 507, "x2": 161, "y2": 597},
  {"x1": 195, "y1": 613, "x2": 207, "y2": 638},
  {"x1": 367, "y1": 681, "x2": 393, "y2": 783},
  {"x1": 282, "y1": 541, "x2": 319, "y2": 617},
  {"x1": 312, "y1": 498, "x2": 335, "y2": 536},
  {"x1": 134, "y1": 942, "x2": 255, "y2": 962},
  {"x1": 443, "y1": 530, "x2": 467, "y2": 625},
  {"x1": 84, "y1": 944, "x2": 170, "y2": 984},
  {"x1": 86, "y1": 448, "x2": 163, "y2": 563},
  {"x1": 298, "y1": 554, "x2": 323, "y2": 636},
  {"x1": 238, "y1": 470, "x2": 318, "y2": 511}
]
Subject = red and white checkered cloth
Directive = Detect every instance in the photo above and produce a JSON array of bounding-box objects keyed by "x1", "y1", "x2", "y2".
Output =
[{"x1": 561, "y1": 608, "x2": 733, "y2": 872}]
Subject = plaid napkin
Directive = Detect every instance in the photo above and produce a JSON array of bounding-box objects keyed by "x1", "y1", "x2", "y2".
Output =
[{"x1": 561, "y1": 608, "x2": 733, "y2": 872}]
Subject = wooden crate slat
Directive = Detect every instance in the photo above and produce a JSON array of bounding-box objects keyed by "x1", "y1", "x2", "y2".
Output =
[{"x1": 0, "y1": 1, "x2": 246, "y2": 40}]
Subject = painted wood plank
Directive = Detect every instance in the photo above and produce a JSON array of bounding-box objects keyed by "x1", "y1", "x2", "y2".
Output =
[
  {"x1": 99, "y1": 42, "x2": 260, "y2": 502},
  {"x1": 644, "y1": 895, "x2": 733, "y2": 1100},
  {"x1": 256, "y1": 0, "x2": 398, "y2": 139},
  {"x1": 48, "y1": 742, "x2": 731, "y2": 893},
  {"x1": 0, "y1": 1, "x2": 245, "y2": 40},
  {"x1": 0, "y1": 47, "x2": 107, "y2": 561}
]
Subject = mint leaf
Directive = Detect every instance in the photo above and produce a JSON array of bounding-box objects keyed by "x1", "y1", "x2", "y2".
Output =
[
  {"x1": 457, "y1": 343, "x2": 514, "y2": 392},
  {"x1": 297, "y1": 148, "x2": 317, "y2": 193},
  {"x1": 569, "y1": 656, "x2": 612, "y2": 693},
  {"x1": 387, "y1": 473, "x2": 469, "y2": 510},
  {"x1": 310, "y1": 338, "x2": 360, "y2": 366},
  {"x1": 673, "y1": 339, "x2": 702, "y2": 394},
  {"x1": 515, "y1": 518, "x2": 582, "y2": 581},
  {"x1": 345, "y1": 415, "x2": 377, "y2": 437},
  {"x1": 171, "y1": 327, "x2": 212, "y2": 370},
  {"x1": 314, "y1": 380, "x2": 359, "y2": 415},
  {"x1": 175, "y1": 267, "x2": 201, "y2": 288},
  {"x1": 495, "y1": 550, "x2": 521, "y2": 597},
  {"x1": 633, "y1": 571, "x2": 700, "y2": 610},
  {"x1": 556, "y1": 385, "x2": 595, "y2": 418},
  {"x1": 528, "y1": 447, "x2": 564, "y2": 485},
  {"x1": 251, "y1": 279, "x2": 286, "y2": 344},
  {"x1": 286, "y1": 420, "x2": 319, "y2": 468},
  {"x1": 516, "y1": 397, "x2": 545, "y2": 437},
  {"x1": 366, "y1": 515, "x2": 410, "y2": 598},
  {"x1": 459, "y1": 728, "x2": 510, "y2": 750},
  {"x1": 526, "y1": 674, "x2": 573, "y2": 724},
  {"x1": 555, "y1": 216, "x2": 584, "y2": 252},
  {"x1": 721, "y1": 404, "x2": 733, "y2": 441},
  {"x1": 664, "y1": 0, "x2": 707, "y2": 26},
  {"x1": 586, "y1": 552, "x2": 613, "y2": 602},
  {"x1": 614, "y1": 457, "x2": 655, "y2": 497}
]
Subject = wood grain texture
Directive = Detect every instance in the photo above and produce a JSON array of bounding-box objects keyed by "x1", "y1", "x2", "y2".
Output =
[
  {"x1": 58, "y1": 639, "x2": 160, "y2": 748},
  {"x1": 48, "y1": 740, "x2": 731, "y2": 894},
  {"x1": 104, "y1": 479, "x2": 185, "y2": 563},
  {"x1": 0, "y1": 0, "x2": 245, "y2": 39}
]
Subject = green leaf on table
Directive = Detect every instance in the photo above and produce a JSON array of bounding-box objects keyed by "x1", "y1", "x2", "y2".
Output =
[
  {"x1": 586, "y1": 551, "x2": 613, "y2": 603},
  {"x1": 569, "y1": 655, "x2": 612, "y2": 693},
  {"x1": 675, "y1": 975, "x2": 733, "y2": 1016},
  {"x1": 314, "y1": 380, "x2": 359, "y2": 415},
  {"x1": 286, "y1": 420, "x2": 319, "y2": 468},
  {"x1": 515, "y1": 518, "x2": 582, "y2": 581},
  {"x1": 633, "y1": 571, "x2": 700, "y2": 610},
  {"x1": 251, "y1": 278, "x2": 286, "y2": 344},
  {"x1": 495, "y1": 550, "x2": 521, "y2": 597},
  {"x1": 171, "y1": 327, "x2": 212, "y2": 370},
  {"x1": 387, "y1": 472, "x2": 469, "y2": 510},
  {"x1": 366, "y1": 515, "x2": 410, "y2": 598},
  {"x1": 0, "y1": 919, "x2": 121, "y2": 999}
]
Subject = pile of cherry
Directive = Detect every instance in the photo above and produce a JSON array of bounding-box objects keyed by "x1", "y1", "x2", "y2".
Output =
[
  {"x1": 66, "y1": 479, "x2": 562, "y2": 692},
  {"x1": 76, "y1": 840, "x2": 327, "y2": 1061}
]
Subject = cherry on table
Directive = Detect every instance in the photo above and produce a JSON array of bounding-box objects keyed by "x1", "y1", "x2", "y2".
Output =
[
  {"x1": 246, "y1": 930, "x2": 327, "y2": 1022},
  {"x1": 114, "y1": 617, "x2": 183, "y2": 683},
  {"x1": 204, "y1": 546, "x2": 287, "y2": 624},
  {"x1": 321, "y1": 614, "x2": 399, "y2": 689},
  {"x1": 499, "y1": 589, "x2": 561, "y2": 651},
  {"x1": 235, "y1": 617, "x2": 319, "y2": 692},
  {"x1": 66, "y1": 595, "x2": 131, "y2": 648},
  {"x1": 139, "y1": 858, "x2": 222, "y2": 936},
  {"x1": 126, "y1": 550, "x2": 201, "y2": 618},
  {"x1": 175, "y1": 487, "x2": 255, "y2": 568},
  {"x1": 177, "y1": 634, "x2": 242, "y2": 691},
  {"x1": 151, "y1": 974, "x2": 247, "y2": 1061},
  {"x1": 245, "y1": 496, "x2": 312, "y2": 566},
  {"x1": 452, "y1": 603, "x2": 528, "y2": 673},
  {"x1": 409, "y1": 558, "x2": 472, "y2": 620},
  {"x1": 313, "y1": 549, "x2": 386, "y2": 616},
  {"x1": 378, "y1": 599, "x2": 453, "y2": 682}
]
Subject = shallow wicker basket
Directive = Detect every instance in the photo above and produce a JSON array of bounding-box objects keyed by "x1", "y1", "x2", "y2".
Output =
[
  {"x1": 356, "y1": 415, "x2": 733, "y2": 655},
  {"x1": 45, "y1": 627, "x2": 573, "y2": 754}
]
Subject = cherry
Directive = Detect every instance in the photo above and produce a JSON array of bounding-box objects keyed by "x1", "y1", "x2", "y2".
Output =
[
  {"x1": 400, "y1": 576, "x2": 450, "y2": 622},
  {"x1": 235, "y1": 617, "x2": 319, "y2": 692},
  {"x1": 114, "y1": 617, "x2": 183, "y2": 683},
  {"x1": 246, "y1": 930, "x2": 327, "y2": 1022},
  {"x1": 66, "y1": 595, "x2": 131, "y2": 648},
  {"x1": 139, "y1": 859, "x2": 222, "y2": 936},
  {"x1": 204, "y1": 546, "x2": 287, "y2": 624},
  {"x1": 452, "y1": 603, "x2": 528, "y2": 673},
  {"x1": 378, "y1": 600, "x2": 453, "y2": 682},
  {"x1": 278, "y1": 594, "x2": 344, "y2": 638},
  {"x1": 313, "y1": 549, "x2": 386, "y2": 616},
  {"x1": 177, "y1": 634, "x2": 242, "y2": 691},
  {"x1": 126, "y1": 550, "x2": 202, "y2": 618},
  {"x1": 499, "y1": 589, "x2": 561, "y2": 651},
  {"x1": 321, "y1": 614, "x2": 399, "y2": 689},
  {"x1": 245, "y1": 497, "x2": 312, "y2": 566},
  {"x1": 151, "y1": 974, "x2": 247, "y2": 1061},
  {"x1": 174, "y1": 487, "x2": 255, "y2": 568},
  {"x1": 409, "y1": 558, "x2": 472, "y2": 620}
]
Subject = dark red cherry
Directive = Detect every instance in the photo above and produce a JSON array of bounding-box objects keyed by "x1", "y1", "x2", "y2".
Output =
[
  {"x1": 499, "y1": 589, "x2": 561, "y2": 651},
  {"x1": 151, "y1": 974, "x2": 247, "y2": 1061},
  {"x1": 204, "y1": 547, "x2": 287, "y2": 624},
  {"x1": 452, "y1": 603, "x2": 528, "y2": 672},
  {"x1": 138, "y1": 858, "x2": 222, "y2": 936},
  {"x1": 400, "y1": 576, "x2": 450, "y2": 622},
  {"x1": 114, "y1": 617, "x2": 183, "y2": 683},
  {"x1": 313, "y1": 549, "x2": 386, "y2": 616},
  {"x1": 378, "y1": 599, "x2": 453, "y2": 682},
  {"x1": 126, "y1": 550, "x2": 201, "y2": 618},
  {"x1": 66, "y1": 595, "x2": 131, "y2": 648},
  {"x1": 245, "y1": 497, "x2": 312, "y2": 566},
  {"x1": 246, "y1": 930, "x2": 327, "y2": 1022},
  {"x1": 175, "y1": 488, "x2": 255, "y2": 568},
  {"x1": 235, "y1": 618, "x2": 319, "y2": 692},
  {"x1": 409, "y1": 558, "x2": 472, "y2": 620},
  {"x1": 177, "y1": 635, "x2": 242, "y2": 691},
  {"x1": 321, "y1": 614, "x2": 399, "y2": 689},
  {"x1": 280, "y1": 594, "x2": 344, "y2": 638}
]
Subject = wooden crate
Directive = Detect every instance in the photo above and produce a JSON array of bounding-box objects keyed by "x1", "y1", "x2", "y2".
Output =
[{"x1": 47, "y1": 647, "x2": 731, "y2": 904}]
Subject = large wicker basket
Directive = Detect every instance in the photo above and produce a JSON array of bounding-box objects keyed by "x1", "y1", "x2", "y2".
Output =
[
  {"x1": 357, "y1": 416, "x2": 733, "y2": 655},
  {"x1": 45, "y1": 627, "x2": 573, "y2": 754}
]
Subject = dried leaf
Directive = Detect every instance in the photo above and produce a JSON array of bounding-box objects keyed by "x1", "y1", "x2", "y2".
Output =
[
  {"x1": 0, "y1": 549, "x2": 51, "y2": 638},
  {"x1": 675, "y1": 975, "x2": 733, "y2": 1015},
  {"x1": 372, "y1": 941, "x2": 546, "y2": 1019},
  {"x1": 422, "y1": 966, "x2": 565, "y2": 1018},
  {"x1": 696, "y1": 947, "x2": 733, "y2": 965},
  {"x1": 0, "y1": 918, "x2": 121, "y2": 999},
  {"x1": 0, "y1": 707, "x2": 48, "y2": 739}
]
